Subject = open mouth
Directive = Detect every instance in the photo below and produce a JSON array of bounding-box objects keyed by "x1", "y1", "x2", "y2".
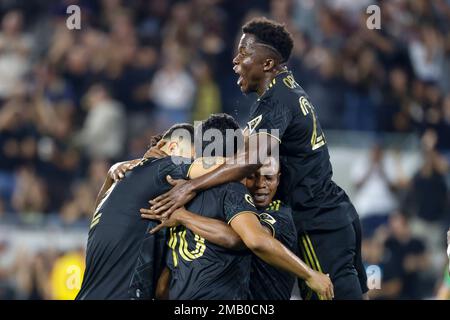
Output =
[
  {"x1": 253, "y1": 192, "x2": 269, "y2": 203},
  {"x1": 234, "y1": 65, "x2": 245, "y2": 88},
  {"x1": 237, "y1": 75, "x2": 244, "y2": 86}
]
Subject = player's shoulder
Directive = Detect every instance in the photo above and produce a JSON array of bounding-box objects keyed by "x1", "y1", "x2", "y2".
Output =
[
  {"x1": 273, "y1": 71, "x2": 307, "y2": 99},
  {"x1": 220, "y1": 182, "x2": 255, "y2": 206},
  {"x1": 205, "y1": 181, "x2": 245, "y2": 198},
  {"x1": 266, "y1": 200, "x2": 291, "y2": 213},
  {"x1": 261, "y1": 201, "x2": 296, "y2": 241},
  {"x1": 263, "y1": 200, "x2": 294, "y2": 222},
  {"x1": 221, "y1": 181, "x2": 249, "y2": 195},
  {"x1": 259, "y1": 71, "x2": 308, "y2": 114}
]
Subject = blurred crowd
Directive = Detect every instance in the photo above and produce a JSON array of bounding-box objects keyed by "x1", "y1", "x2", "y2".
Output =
[{"x1": 0, "y1": 0, "x2": 449, "y2": 299}]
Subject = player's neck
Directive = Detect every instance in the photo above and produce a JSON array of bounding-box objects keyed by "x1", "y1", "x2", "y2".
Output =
[{"x1": 256, "y1": 66, "x2": 288, "y2": 97}]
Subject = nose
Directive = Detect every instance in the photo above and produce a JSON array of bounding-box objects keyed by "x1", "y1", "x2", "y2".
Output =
[
  {"x1": 232, "y1": 54, "x2": 239, "y2": 66},
  {"x1": 255, "y1": 176, "x2": 266, "y2": 189}
]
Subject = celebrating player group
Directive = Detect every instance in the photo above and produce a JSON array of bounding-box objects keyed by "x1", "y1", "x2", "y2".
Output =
[{"x1": 76, "y1": 17, "x2": 368, "y2": 300}]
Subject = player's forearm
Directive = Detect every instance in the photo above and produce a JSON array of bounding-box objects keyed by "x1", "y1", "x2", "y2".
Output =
[
  {"x1": 93, "y1": 175, "x2": 114, "y2": 211},
  {"x1": 246, "y1": 233, "x2": 314, "y2": 281},
  {"x1": 177, "y1": 210, "x2": 245, "y2": 250},
  {"x1": 190, "y1": 162, "x2": 260, "y2": 192}
]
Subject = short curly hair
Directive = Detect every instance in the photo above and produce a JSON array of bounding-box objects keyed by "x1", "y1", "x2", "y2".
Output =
[
  {"x1": 196, "y1": 113, "x2": 242, "y2": 157},
  {"x1": 242, "y1": 17, "x2": 293, "y2": 63}
]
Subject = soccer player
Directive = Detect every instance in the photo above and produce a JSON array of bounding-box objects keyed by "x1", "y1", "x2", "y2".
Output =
[
  {"x1": 76, "y1": 123, "x2": 197, "y2": 300},
  {"x1": 148, "y1": 17, "x2": 368, "y2": 299},
  {"x1": 245, "y1": 156, "x2": 297, "y2": 300}
]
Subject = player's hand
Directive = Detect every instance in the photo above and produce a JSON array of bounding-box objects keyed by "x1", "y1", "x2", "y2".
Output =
[
  {"x1": 109, "y1": 160, "x2": 138, "y2": 182},
  {"x1": 140, "y1": 206, "x2": 186, "y2": 234},
  {"x1": 146, "y1": 176, "x2": 197, "y2": 220},
  {"x1": 144, "y1": 140, "x2": 168, "y2": 159},
  {"x1": 305, "y1": 270, "x2": 334, "y2": 300}
]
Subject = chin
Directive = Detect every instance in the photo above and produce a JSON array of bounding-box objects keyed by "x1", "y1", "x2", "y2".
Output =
[{"x1": 240, "y1": 85, "x2": 250, "y2": 94}]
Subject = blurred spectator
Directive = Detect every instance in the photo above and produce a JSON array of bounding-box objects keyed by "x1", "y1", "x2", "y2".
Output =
[
  {"x1": 75, "y1": 83, "x2": 126, "y2": 160},
  {"x1": 59, "y1": 181, "x2": 95, "y2": 226},
  {"x1": 406, "y1": 131, "x2": 448, "y2": 262},
  {"x1": 150, "y1": 44, "x2": 196, "y2": 131},
  {"x1": 191, "y1": 60, "x2": 221, "y2": 121},
  {"x1": 59, "y1": 159, "x2": 108, "y2": 227},
  {"x1": 11, "y1": 166, "x2": 49, "y2": 219},
  {"x1": 378, "y1": 67, "x2": 413, "y2": 132},
  {"x1": 409, "y1": 131, "x2": 449, "y2": 224},
  {"x1": 409, "y1": 24, "x2": 445, "y2": 83},
  {"x1": 293, "y1": 39, "x2": 345, "y2": 128},
  {"x1": 367, "y1": 212, "x2": 432, "y2": 299},
  {"x1": 0, "y1": 10, "x2": 33, "y2": 98},
  {"x1": 385, "y1": 213, "x2": 432, "y2": 299},
  {"x1": 13, "y1": 247, "x2": 55, "y2": 299},
  {"x1": 351, "y1": 144, "x2": 407, "y2": 237},
  {"x1": 343, "y1": 46, "x2": 383, "y2": 131},
  {"x1": 362, "y1": 225, "x2": 402, "y2": 299}
]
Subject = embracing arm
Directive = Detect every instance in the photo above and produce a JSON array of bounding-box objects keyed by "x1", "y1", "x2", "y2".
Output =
[
  {"x1": 176, "y1": 208, "x2": 245, "y2": 250},
  {"x1": 230, "y1": 212, "x2": 312, "y2": 279},
  {"x1": 143, "y1": 207, "x2": 245, "y2": 250},
  {"x1": 229, "y1": 212, "x2": 334, "y2": 300}
]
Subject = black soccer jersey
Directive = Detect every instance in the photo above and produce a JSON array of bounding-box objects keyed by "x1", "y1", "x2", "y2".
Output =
[
  {"x1": 76, "y1": 157, "x2": 191, "y2": 300},
  {"x1": 249, "y1": 200, "x2": 297, "y2": 300},
  {"x1": 167, "y1": 182, "x2": 257, "y2": 300},
  {"x1": 246, "y1": 70, "x2": 358, "y2": 232}
]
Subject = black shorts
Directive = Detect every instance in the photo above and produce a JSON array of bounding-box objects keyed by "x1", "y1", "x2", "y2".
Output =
[{"x1": 297, "y1": 216, "x2": 368, "y2": 300}]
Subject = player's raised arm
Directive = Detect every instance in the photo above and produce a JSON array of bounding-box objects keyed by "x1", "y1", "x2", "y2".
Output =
[{"x1": 92, "y1": 160, "x2": 136, "y2": 211}]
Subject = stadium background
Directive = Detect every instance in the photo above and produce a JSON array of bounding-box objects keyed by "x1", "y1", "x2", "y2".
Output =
[{"x1": 0, "y1": 0, "x2": 449, "y2": 300}]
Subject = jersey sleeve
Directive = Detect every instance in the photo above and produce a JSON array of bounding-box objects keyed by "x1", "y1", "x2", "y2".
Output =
[
  {"x1": 156, "y1": 157, "x2": 192, "y2": 184},
  {"x1": 247, "y1": 100, "x2": 292, "y2": 142},
  {"x1": 258, "y1": 212, "x2": 277, "y2": 237},
  {"x1": 223, "y1": 183, "x2": 258, "y2": 224},
  {"x1": 259, "y1": 206, "x2": 295, "y2": 241}
]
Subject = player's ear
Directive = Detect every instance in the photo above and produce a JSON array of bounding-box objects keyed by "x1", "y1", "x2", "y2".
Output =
[{"x1": 263, "y1": 58, "x2": 275, "y2": 72}]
